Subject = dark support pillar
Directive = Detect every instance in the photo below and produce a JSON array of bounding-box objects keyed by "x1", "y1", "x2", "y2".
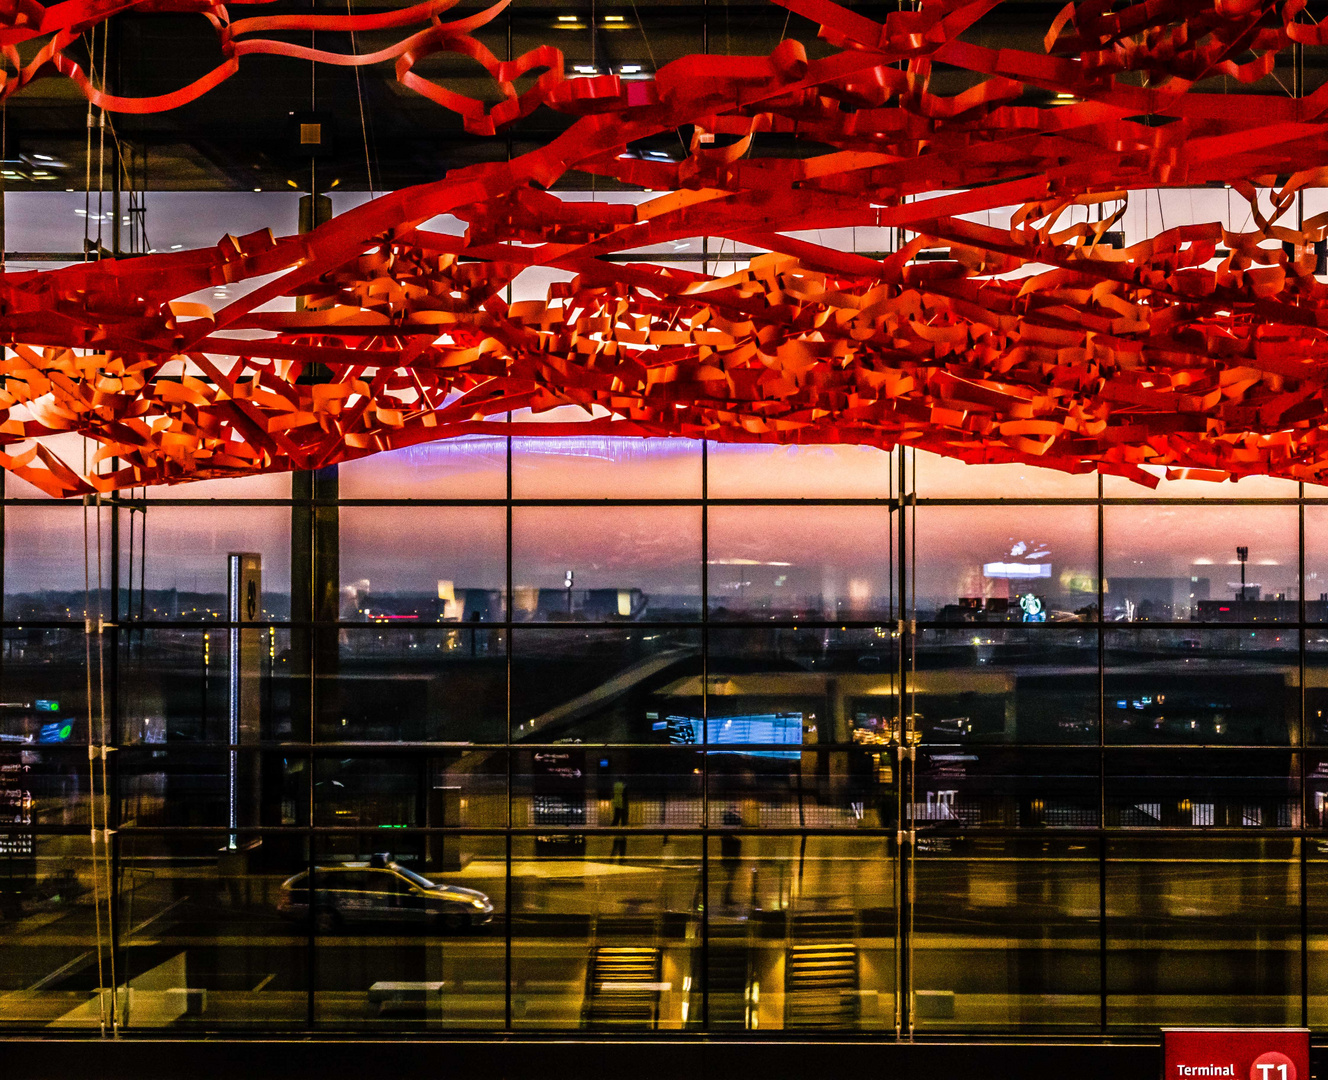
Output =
[
  {"x1": 291, "y1": 190, "x2": 335, "y2": 1027},
  {"x1": 291, "y1": 194, "x2": 337, "y2": 745}
]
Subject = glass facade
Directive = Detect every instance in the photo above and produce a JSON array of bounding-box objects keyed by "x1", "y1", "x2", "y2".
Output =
[{"x1": 2, "y1": 432, "x2": 1327, "y2": 1033}]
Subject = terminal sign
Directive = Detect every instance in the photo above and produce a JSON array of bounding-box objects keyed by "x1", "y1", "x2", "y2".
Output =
[{"x1": 1164, "y1": 1029, "x2": 1309, "y2": 1080}]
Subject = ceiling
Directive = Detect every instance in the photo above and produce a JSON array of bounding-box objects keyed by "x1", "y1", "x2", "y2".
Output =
[{"x1": 3, "y1": 0, "x2": 1327, "y2": 199}]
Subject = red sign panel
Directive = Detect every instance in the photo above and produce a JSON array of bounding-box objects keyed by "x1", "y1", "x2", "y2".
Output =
[{"x1": 1163, "y1": 1029, "x2": 1310, "y2": 1080}]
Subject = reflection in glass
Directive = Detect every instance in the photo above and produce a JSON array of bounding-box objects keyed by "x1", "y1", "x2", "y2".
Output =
[
  {"x1": 313, "y1": 753, "x2": 506, "y2": 829},
  {"x1": 511, "y1": 628, "x2": 701, "y2": 744},
  {"x1": 0, "y1": 840, "x2": 107, "y2": 1027},
  {"x1": 706, "y1": 835, "x2": 894, "y2": 1030},
  {"x1": 1104, "y1": 751, "x2": 1300, "y2": 828},
  {"x1": 914, "y1": 628, "x2": 1098, "y2": 743},
  {"x1": 5, "y1": 629, "x2": 91, "y2": 739},
  {"x1": 706, "y1": 443, "x2": 895, "y2": 499},
  {"x1": 1102, "y1": 468, "x2": 1299, "y2": 499},
  {"x1": 115, "y1": 505, "x2": 291, "y2": 621},
  {"x1": 5, "y1": 506, "x2": 111, "y2": 619},
  {"x1": 706, "y1": 628, "x2": 898, "y2": 744},
  {"x1": 119, "y1": 627, "x2": 299, "y2": 744},
  {"x1": 340, "y1": 507, "x2": 505, "y2": 622},
  {"x1": 913, "y1": 749, "x2": 1100, "y2": 828},
  {"x1": 338, "y1": 438, "x2": 507, "y2": 500},
  {"x1": 708, "y1": 748, "x2": 894, "y2": 829},
  {"x1": 118, "y1": 750, "x2": 304, "y2": 828},
  {"x1": 1104, "y1": 504, "x2": 1297, "y2": 622},
  {"x1": 324, "y1": 629, "x2": 508, "y2": 743},
  {"x1": 511, "y1": 835, "x2": 699, "y2": 1030},
  {"x1": 708, "y1": 506, "x2": 893, "y2": 620},
  {"x1": 1106, "y1": 837, "x2": 1300, "y2": 1027},
  {"x1": 512, "y1": 506, "x2": 701, "y2": 621},
  {"x1": 915, "y1": 506, "x2": 1098, "y2": 622},
  {"x1": 513, "y1": 748, "x2": 702, "y2": 829},
  {"x1": 312, "y1": 835, "x2": 505, "y2": 1029},
  {"x1": 0, "y1": 746, "x2": 91, "y2": 826},
  {"x1": 118, "y1": 832, "x2": 308, "y2": 1028},
  {"x1": 1304, "y1": 504, "x2": 1328, "y2": 621},
  {"x1": 914, "y1": 837, "x2": 1099, "y2": 1030},
  {"x1": 1104, "y1": 630, "x2": 1297, "y2": 744},
  {"x1": 1306, "y1": 849, "x2": 1328, "y2": 1026},
  {"x1": 913, "y1": 451, "x2": 1098, "y2": 498},
  {"x1": 512, "y1": 425, "x2": 701, "y2": 499}
]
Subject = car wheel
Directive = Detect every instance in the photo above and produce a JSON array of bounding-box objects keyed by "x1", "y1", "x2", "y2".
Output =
[
  {"x1": 314, "y1": 906, "x2": 340, "y2": 934},
  {"x1": 439, "y1": 911, "x2": 469, "y2": 933}
]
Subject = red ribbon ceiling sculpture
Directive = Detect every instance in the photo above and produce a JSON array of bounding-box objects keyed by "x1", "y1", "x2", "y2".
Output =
[{"x1": 0, "y1": 0, "x2": 1327, "y2": 493}]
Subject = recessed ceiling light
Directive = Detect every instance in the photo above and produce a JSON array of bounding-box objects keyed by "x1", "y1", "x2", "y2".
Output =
[
  {"x1": 574, "y1": 65, "x2": 597, "y2": 74},
  {"x1": 557, "y1": 14, "x2": 577, "y2": 21},
  {"x1": 253, "y1": 187, "x2": 262, "y2": 192},
  {"x1": 620, "y1": 64, "x2": 641, "y2": 74},
  {"x1": 604, "y1": 14, "x2": 625, "y2": 20},
  {"x1": 32, "y1": 154, "x2": 52, "y2": 162}
]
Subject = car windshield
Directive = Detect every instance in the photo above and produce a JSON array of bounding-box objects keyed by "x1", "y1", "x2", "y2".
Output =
[{"x1": 392, "y1": 865, "x2": 437, "y2": 890}]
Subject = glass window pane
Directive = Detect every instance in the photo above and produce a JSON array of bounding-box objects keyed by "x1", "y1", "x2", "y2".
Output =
[
  {"x1": 119, "y1": 627, "x2": 296, "y2": 744},
  {"x1": 0, "y1": 838, "x2": 105, "y2": 1028},
  {"x1": 1106, "y1": 837, "x2": 1300, "y2": 1027},
  {"x1": 1, "y1": 745, "x2": 91, "y2": 826},
  {"x1": 916, "y1": 627, "x2": 1099, "y2": 744},
  {"x1": 338, "y1": 438, "x2": 507, "y2": 500},
  {"x1": 511, "y1": 835, "x2": 700, "y2": 1030},
  {"x1": 914, "y1": 452, "x2": 1099, "y2": 498},
  {"x1": 313, "y1": 834, "x2": 505, "y2": 1029},
  {"x1": 915, "y1": 506, "x2": 1098, "y2": 622},
  {"x1": 6, "y1": 506, "x2": 111, "y2": 620},
  {"x1": 1305, "y1": 504, "x2": 1328, "y2": 620},
  {"x1": 340, "y1": 507, "x2": 506, "y2": 622},
  {"x1": 1104, "y1": 504, "x2": 1298, "y2": 622},
  {"x1": 1105, "y1": 629, "x2": 1298, "y2": 745},
  {"x1": 1105, "y1": 750, "x2": 1300, "y2": 827},
  {"x1": 140, "y1": 472, "x2": 292, "y2": 499},
  {"x1": 119, "y1": 750, "x2": 304, "y2": 829},
  {"x1": 705, "y1": 628, "x2": 898, "y2": 746},
  {"x1": 708, "y1": 506, "x2": 894, "y2": 620},
  {"x1": 1307, "y1": 845, "x2": 1328, "y2": 1027},
  {"x1": 118, "y1": 833, "x2": 308, "y2": 1029},
  {"x1": 512, "y1": 416, "x2": 700, "y2": 499},
  {"x1": 708, "y1": 747, "x2": 890, "y2": 829},
  {"x1": 706, "y1": 444, "x2": 895, "y2": 499},
  {"x1": 327, "y1": 628, "x2": 508, "y2": 743},
  {"x1": 118, "y1": 505, "x2": 291, "y2": 621},
  {"x1": 4, "y1": 627, "x2": 100, "y2": 743},
  {"x1": 915, "y1": 749, "x2": 1101, "y2": 828},
  {"x1": 511, "y1": 628, "x2": 701, "y2": 744},
  {"x1": 706, "y1": 835, "x2": 895, "y2": 1030},
  {"x1": 312, "y1": 752, "x2": 506, "y2": 829},
  {"x1": 512, "y1": 507, "x2": 701, "y2": 621},
  {"x1": 513, "y1": 747, "x2": 702, "y2": 830},
  {"x1": 914, "y1": 837, "x2": 1099, "y2": 1030},
  {"x1": 1103, "y1": 468, "x2": 1299, "y2": 499}
]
